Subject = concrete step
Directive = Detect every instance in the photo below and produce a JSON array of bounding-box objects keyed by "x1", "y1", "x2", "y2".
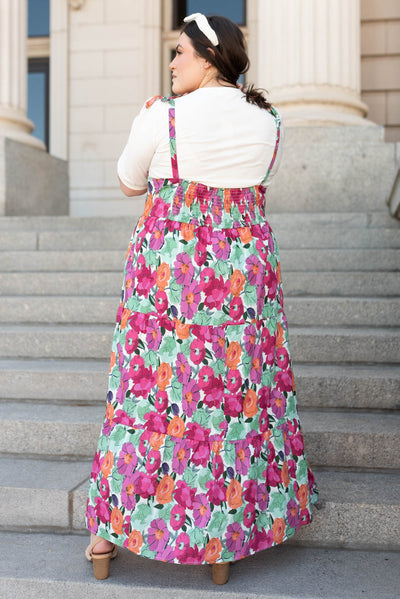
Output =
[
  {"x1": 1, "y1": 227, "x2": 399, "y2": 251},
  {"x1": 0, "y1": 402, "x2": 398, "y2": 468},
  {"x1": 0, "y1": 296, "x2": 398, "y2": 327},
  {"x1": 1, "y1": 270, "x2": 399, "y2": 297},
  {"x1": 0, "y1": 532, "x2": 398, "y2": 599},
  {"x1": 1, "y1": 360, "x2": 398, "y2": 410},
  {"x1": 0, "y1": 458, "x2": 398, "y2": 552},
  {"x1": 0, "y1": 248, "x2": 399, "y2": 272},
  {"x1": 0, "y1": 323, "x2": 398, "y2": 363}
]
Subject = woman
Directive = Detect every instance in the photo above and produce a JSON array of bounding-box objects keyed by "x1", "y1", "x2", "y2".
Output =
[{"x1": 85, "y1": 13, "x2": 319, "y2": 585}]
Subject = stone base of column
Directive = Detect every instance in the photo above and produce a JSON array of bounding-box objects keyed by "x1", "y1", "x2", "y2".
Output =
[
  {"x1": 0, "y1": 137, "x2": 69, "y2": 215},
  {"x1": 0, "y1": 107, "x2": 46, "y2": 150}
]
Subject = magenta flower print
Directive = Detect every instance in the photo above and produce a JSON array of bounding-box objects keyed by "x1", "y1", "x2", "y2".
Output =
[
  {"x1": 210, "y1": 190, "x2": 222, "y2": 225},
  {"x1": 261, "y1": 327, "x2": 276, "y2": 364},
  {"x1": 99, "y1": 477, "x2": 110, "y2": 500},
  {"x1": 198, "y1": 365, "x2": 215, "y2": 391},
  {"x1": 235, "y1": 439, "x2": 251, "y2": 475},
  {"x1": 212, "y1": 326, "x2": 226, "y2": 359},
  {"x1": 257, "y1": 483, "x2": 269, "y2": 511},
  {"x1": 174, "y1": 532, "x2": 191, "y2": 561},
  {"x1": 181, "y1": 280, "x2": 201, "y2": 319},
  {"x1": 176, "y1": 352, "x2": 191, "y2": 384},
  {"x1": 172, "y1": 439, "x2": 191, "y2": 474},
  {"x1": 271, "y1": 389, "x2": 286, "y2": 418},
  {"x1": 135, "y1": 471, "x2": 158, "y2": 498},
  {"x1": 121, "y1": 473, "x2": 138, "y2": 510},
  {"x1": 212, "y1": 454, "x2": 224, "y2": 479},
  {"x1": 155, "y1": 290, "x2": 168, "y2": 313},
  {"x1": 243, "y1": 503, "x2": 256, "y2": 528},
  {"x1": 287, "y1": 498, "x2": 301, "y2": 528},
  {"x1": 135, "y1": 255, "x2": 156, "y2": 297},
  {"x1": 205, "y1": 478, "x2": 226, "y2": 506},
  {"x1": 226, "y1": 522, "x2": 245, "y2": 552},
  {"x1": 157, "y1": 545, "x2": 176, "y2": 562},
  {"x1": 155, "y1": 390, "x2": 168, "y2": 412},
  {"x1": 86, "y1": 505, "x2": 98, "y2": 534},
  {"x1": 212, "y1": 231, "x2": 230, "y2": 260},
  {"x1": 170, "y1": 504, "x2": 186, "y2": 531},
  {"x1": 194, "y1": 241, "x2": 207, "y2": 266},
  {"x1": 146, "y1": 320, "x2": 162, "y2": 350},
  {"x1": 125, "y1": 328, "x2": 138, "y2": 354},
  {"x1": 182, "y1": 379, "x2": 200, "y2": 416},
  {"x1": 224, "y1": 393, "x2": 243, "y2": 417},
  {"x1": 94, "y1": 497, "x2": 110, "y2": 524},
  {"x1": 173, "y1": 480, "x2": 196, "y2": 509},
  {"x1": 193, "y1": 493, "x2": 211, "y2": 528},
  {"x1": 275, "y1": 368, "x2": 293, "y2": 392},
  {"x1": 199, "y1": 267, "x2": 215, "y2": 293},
  {"x1": 191, "y1": 441, "x2": 211, "y2": 467},
  {"x1": 246, "y1": 254, "x2": 264, "y2": 286},
  {"x1": 131, "y1": 364, "x2": 156, "y2": 398},
  {"x1": 149, "y1": 219, "x2": 165, "y2": 250},
  {"x1": 117, "y1": 442, "x2": 138, "y2": 475},
  {"x1": 276, "y1": 347, "x2": 290, "y2": 370},
  {"x1": 250, "y1": 345, "x2": 262, "y2": 385},
  {"x1": 145, "y1": 449, "x2": 161, "y2": 474},
  {"x1": 227, "y1": 369, "x2": 242, "y2": 393},
  {"x1": 244, "y1": 324, "x2": 257, "y2": 355},
  {"x1": 203, "y1": 275, "x2": 231, "y2": 310},
  {"x1": 174, "y1": 252, "x2": 194, "y2": 286},
  {"x1": 203, "y1": 377, "x2": 224, "y2": 408},
  {"x1": 265, "y1": 261, "x2": 278, "y2": 299},
  {"x1": 148, "y1": 518, "x2": 170, "y2": 552},
  {"x1": 190, "y1": 338, "x2": 205, "y2": 365},
  {"x1": 229, "y1": 296, "x2": 244, "y2": 321}
]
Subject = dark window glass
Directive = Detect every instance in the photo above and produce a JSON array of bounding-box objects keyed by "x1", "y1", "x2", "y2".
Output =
[
  {"x1": 28, "y1": 58, "x2": 49, "y2": 148},
  {"x1": 28, "y1": 0, "x2": 50, "y2": 37},
  {"x1": 174, "y1": 0, "x2": 245, "y2": 29}
]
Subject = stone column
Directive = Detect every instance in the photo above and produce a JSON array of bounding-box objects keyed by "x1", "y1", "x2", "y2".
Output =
[
  {"x1": 0, "y1": 0, "x2": 45, "y2": 148},
  {"x1": 257, "y1": 0, "x2": 369, "y2": 125}
]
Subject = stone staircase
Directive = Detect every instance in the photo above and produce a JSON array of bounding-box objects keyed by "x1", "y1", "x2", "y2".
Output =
[{"x1": 0, "y1": 206, "x2": 399, "y2": 597}]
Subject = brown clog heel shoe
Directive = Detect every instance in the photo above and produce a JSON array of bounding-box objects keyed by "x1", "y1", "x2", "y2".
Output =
[
  {"x1": 212, "y1": 562, "x2": 230, "y2": 585},
  {"x1": 85, "y1": 534, "x2": 118, "y2": 580}
]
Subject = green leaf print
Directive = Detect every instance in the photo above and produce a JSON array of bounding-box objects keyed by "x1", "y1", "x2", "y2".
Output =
[
  {"x1": 126, "y1": 295, "x2": 141, "y2": 312},
  {"x1": 163, "y1": 236, "x2": 179, "y2": 261},
  {"x1": 296, "y1": 457, "x2": 308, "y2": 483},
  {"x1": 226, "y1": 423, "x2": 246, "y2": 441},
  {"x1": 268, "y1": 491, "x2": 287, "y2": 516},
  {"x1": 159, "y1": 336, "x2": 178, "y2": 361},
  {"x1": 135, "y1": 503, "x2": 153, "y2": 525},
  {"x1": 285, "y1": 395, "x2": 297, "y2": 419},
  {"x1": 144, "y1": 350, "x2": 159, "y2": 368},
  {"x1": 207, "y1": 512, "x2": 227, "y2": 536},
  {"x1": 212, "y1": 310, "x2": 229, "y2": 326},
  {"x1": 198, "y1": 467, "x2": 213, "y2": 489},
  {"x1": 212, "y1": 359, "x2": 225, "y2": 377},
  {"x1": 223, "y1": 441, "x2": 236, "y2": 466},
  {"x1": 221, "y1": 549, "x2": 235, "y2": 562},
  {"x1": 183, "y1": 467, "x2": 198, "y2": 488},
  {"x1": 170, "y1": 376, "x2": 183, "y2": 402},
  {"x1": 214, "y1": 259, "x2": 230, "y2": 277},
  {"x1": 109, "y1": 366, "x2": 121, "y2": 390},
  {"x1": 110, "y1": 470, "x2": 124, "y2": 495},
  {"x1": 268, "y1": 254, "x2": 277, "y2": 269},
  {"x1": 109, "y1": 425, "x2": 127, "y2": 446},
  {"x1": 163, "y1": 436, "x2": 175, "y2": 462},
  {"x1": 261, "y1": 370, "x2": 273, "y2": 387},
  {"x1": 192, "y1": 527, "x2": 205, "y2": 546},
  {"x1": 211, "y1": 408, "x2": 225, "y2": 430},
  {"x1": 137, "y1": 402, "x2": 155, "y2": 422},
  {"x1": 256, "y1": 512, "x2": 272, "y2": 530},
  {"x1": 97, "y1": 435, "x2": 109, "y2": 452},
  {"x1": 244, "y1": 282, "x2": 257, "y2": 305},
  {"x1": 192, "y1": 311, "x2": 212, "y2": 325},
  {"x1": 146, "y1": 249, "x2": 159, "y2": 267},
  {"x1": 192, "y1": 408, "x2": 210, "y2": 428},
  {"x1": 159, "y1": 185, "x2": 177, "y2": 204},
  {"x1": 169, "y1": 280, "x2": 183, "y2": 305},
  {"x1": 141, "y1": 547, "x2": 157, "y2": 560}
]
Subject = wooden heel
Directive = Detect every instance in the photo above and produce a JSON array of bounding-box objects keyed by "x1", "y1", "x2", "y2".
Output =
[
  {"x1": 92, "y1": 554, "x2": 111, "y2": 580},
  {"x1": 212, "y1": 562, "x2": 230, "y2": 585}
]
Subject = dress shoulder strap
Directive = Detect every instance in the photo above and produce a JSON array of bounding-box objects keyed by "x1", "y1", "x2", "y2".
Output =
[
  {"x1": 261, "y1": 106, "x2": 282, "y2": 185},
  {"x1": 145, "y1": 95, "x2": 179, "y2": 182}
]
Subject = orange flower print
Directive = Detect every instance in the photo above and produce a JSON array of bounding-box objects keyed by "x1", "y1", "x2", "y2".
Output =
[
  {"x1": 277, "y1": 261, "x2": 281, "y2": 284},
  {"x1": 174, "y1": 319, "x2": 190, "y2": 340},
  {"x1": 243, "y1": 389, "x2": 258, "y2": 418},
  {"x1": 120, "y1": 308, "x2": 131, "y2": 330},
  {"x1": 167, "y1": 415, "x2": 185, "y2": 438},
  {"x1": 238, "y1": 227, "x2": 252, "y2": 244},
  {"x1": 125, "y1": 241, "x2": 132, "y2": 260},
  {"x1": 126, "y1": 529, "x2": 143, "y2": 554},
  {"x1": 223, "y1": 189, "x2": 231, "y2": 213},
  {"x1": 105, "y1": 402, "x2": 114, "y2": 423},
  {"x1": 226, "y1": 341, "x2": 242, "y2": 369},
  {"x1": 157, "y1": 362, "x2": 172, "y2": 391},
  {"x1": 276, "y1": 322, "x2": 285, "y2": 348},
  {"x1": 298, "y1": 483, "x2": 309, "y2": 510},
  {"x1": 155, "y1": 474, "x2": 175, "y2": 504},
  {"x1": 138, "y1": 194, "x2": 153, "y2": 228},
  {"x1": 185, "y1": 182, "x2": 196, "y2": 207},
  {"x1": 181, "y1": 222, "x2": 195, "y2": 241},
  {"x1": 204, "y1": 538, "x2": 222, "y2": 563},
  {"x1": 100, "y1": 450, "x2": 114, "y2": 478},
  {"x1": 212, "y1": 440, "x2": 223, "y2": 455},
  {"x1": 272, "y1": 517, "x2": 286, "y2": 544},
  {"x1": 281, "y1": 461, "x2": 290, "y2": 488},
  {"x1": 226, "y1": 479, "x2": 243, "y2": 510},
  {"x1": 230, "y1": 269, "x2": 245, "y2": 297},
  {"x1": 149, "y1": 432, "x2": 166, "y2": 450},
  {"x1": 156, "y1": 263, "x2": 171, "y2": 291},
  {"x1": 111, "y1": 506, "x2": 123, "y2": 535},
  {"x1": 109, "y1": 351, "x2": 116, "y2": 373}
]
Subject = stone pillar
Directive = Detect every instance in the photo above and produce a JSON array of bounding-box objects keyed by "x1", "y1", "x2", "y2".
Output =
[
  {"x1": 0, "y1": 0, "x2": 45, "y2": 148},
  {"x1": 257, "y1": 0, "x2": 370, "y2": 125}
]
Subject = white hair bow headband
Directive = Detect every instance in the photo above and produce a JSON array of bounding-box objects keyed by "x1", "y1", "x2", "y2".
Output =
[{"x1": 183, "y1": 13, "x2": 219, "y2": 46}]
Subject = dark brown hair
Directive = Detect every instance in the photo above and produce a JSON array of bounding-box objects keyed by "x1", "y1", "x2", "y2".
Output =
[{"x1": 181, "y1": 15, "x2": 271, "y2": 110}]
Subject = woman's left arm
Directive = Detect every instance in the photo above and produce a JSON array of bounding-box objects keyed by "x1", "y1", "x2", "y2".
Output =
[{"x1": 118, "y1": 176, "x2": 147, "y2": 197}]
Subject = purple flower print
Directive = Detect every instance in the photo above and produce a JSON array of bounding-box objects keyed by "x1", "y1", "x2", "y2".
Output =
[
  {"x1": 246, "y1": 254, "x2": 264, "y2": 286},
  {"x1": 287, "y1": 498, "x2": 301, "y2": 528},
  {"x1": 235, "y1": 439, "x2": 251, "y2": 475},
  {"x1": 116, "y1": 367, "x2": 131, "y2": 404},
  {"x1": 271, "y1": 389, "x2": 286, "y2": 418},
  {"x1": 182, "y1": 379, "x2": 200, "y2": 416},
  {"x1": 172, "y1": 439, "x2": 191, "y2": 474},
  {"x1": 86, "y1": 505, "x2": 98, "y2": 534},
  {"x1": 226, "y1": 522, "x2": 245, "y2": 553},
  {"x1": 181, "y1": 280, "x2": 201, "y2": 318},
  {"x1": 212, "y1": 231, "x2": 230, "y2": 259},
  {"x1": 156, "y1": 545, "x2": 176, "y2": 562},
  {"x1": 250, "y1": 345, "x2": 262, "y2": 385},
  {"x1": 210, "y1": 190, "x2": 222, "y2": 225},
  {"x1": 174, "y1": 252, "x2": 194, "y2": 286},
  {"x1": 191, "y1": 441, "x2": 211, "y2": 467},
  {"x1": 148, "y1": 518, "x2": 169, "y2": 553},
  {"x1": 170, "y1": 504, "x2": 186, "y2": 531},
  {"x1": 145, "y1": 449, "x2": 161, "y2": 474},
  {"x1": 149, "y1": 219, "x2": 165, "y2": 250},
  {"x1": 121, "y1": 473, "x2": 138, "y2": 510},
  {"x1": 190, "y1": 338, "x2": 205, "y2": 365},
  {"x1": 176, "y1": 352, "x2": 191, "y2": 384},
  {"x1": 146, "y1": 319, "x2": 162, "y2": 351},
  {"x1": 244, "y1": 324, "x2": 257, "y2": 355},
  {"x1": 117, "y1": 442, "x2": 138, "y2": 475},
  {"x1": 212, "y1": 326, "x2": 226, "y2": 359},
  {"x1": 193, "y1": 493, "x2": 211, "y2": 528},
  {"x1": 257, "y1": 483, "x2": 269, "y2": 511},
  {"x1": 226, "y1": 369, "x2": 242, "y2": 393}
]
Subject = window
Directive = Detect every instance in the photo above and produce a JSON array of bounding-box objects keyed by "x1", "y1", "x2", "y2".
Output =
[
  {"x1": 27, "y1": 0, "x2": 50, "y2": 149},
  {"x1": 173, "y1": 0, "x2": 245, "y2": 29}
]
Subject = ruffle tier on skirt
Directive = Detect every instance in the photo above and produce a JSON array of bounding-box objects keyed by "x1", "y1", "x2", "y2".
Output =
[{"x1": 86, "y1": 176, "x2": 319, "y2": 564}]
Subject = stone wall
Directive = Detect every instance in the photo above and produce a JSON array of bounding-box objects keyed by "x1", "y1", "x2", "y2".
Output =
[{"x1": 361, "y1": 0, "x2": 400, "y2": 141}]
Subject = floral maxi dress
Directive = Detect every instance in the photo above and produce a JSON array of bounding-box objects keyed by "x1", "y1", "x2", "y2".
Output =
[{"x1": 86, "y1": 96, "x2": 319, "y2": 564}]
